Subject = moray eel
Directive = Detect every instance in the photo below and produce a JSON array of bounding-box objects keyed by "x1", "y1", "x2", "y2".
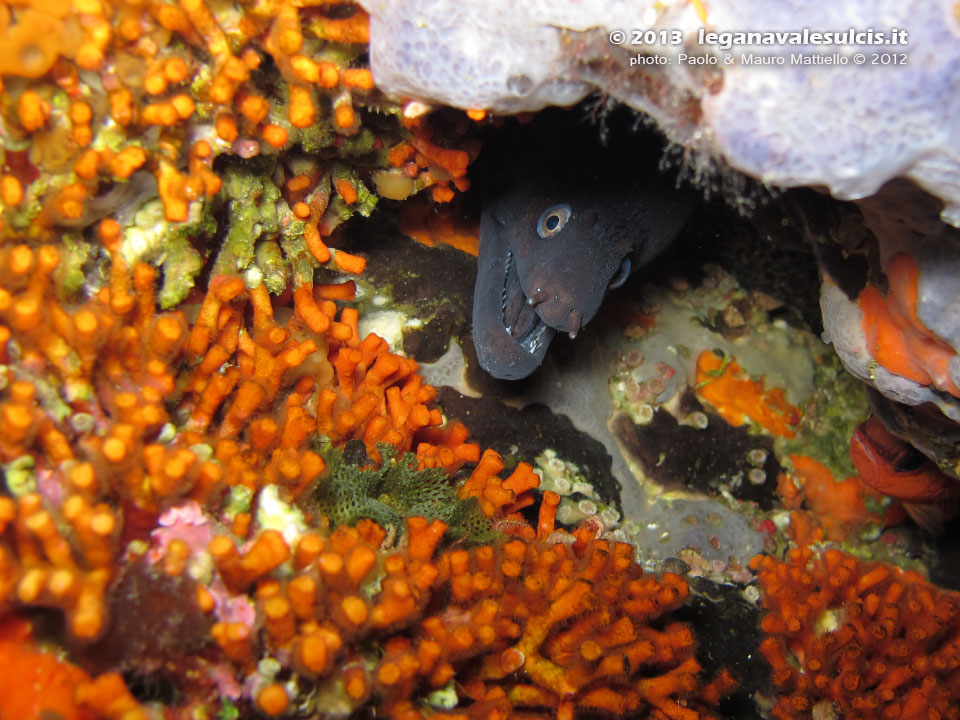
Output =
[{"x1": 473, "y1": 112, "x2": 696, "y2": 380}]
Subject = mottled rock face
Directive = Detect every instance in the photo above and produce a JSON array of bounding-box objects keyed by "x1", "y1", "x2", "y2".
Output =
[
  {"x1": 808, "y1": 176, "x2": 960, "y2": 504},
  {"x1": 818, "y1": 182, "x2": 960, "y2": 421},
  {"x1": 361, "y1": 0, "x2": 960, "y2": 225},
  {"x1": 80, "y1": 559, "x2": 210, "y2": 677}
]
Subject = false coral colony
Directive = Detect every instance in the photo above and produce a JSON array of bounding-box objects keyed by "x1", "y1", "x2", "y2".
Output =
[
  {"x1": 0, "y1": 238, "x2": 732, "y2": 717},
  {"x1": 753, "y1": 549, "x2": 960, "y2": 720},
  {"x1": 0, "y1": 0, "x2": 729, "y2": 708}
]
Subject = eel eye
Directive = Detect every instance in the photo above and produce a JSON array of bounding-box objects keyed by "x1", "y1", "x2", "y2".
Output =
[{"x1": 537, "y1": 204, "x2": 572, "y2": 239}]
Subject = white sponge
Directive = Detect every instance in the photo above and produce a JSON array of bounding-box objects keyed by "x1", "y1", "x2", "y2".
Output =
[{"x1": 361, "y1": 0, "x2": 960, "y2": 225}]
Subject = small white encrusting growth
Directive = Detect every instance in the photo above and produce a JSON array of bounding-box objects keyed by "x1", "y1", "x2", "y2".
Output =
[{"x1": 535, "y1": 449, "x2": 620, "y2": 528}]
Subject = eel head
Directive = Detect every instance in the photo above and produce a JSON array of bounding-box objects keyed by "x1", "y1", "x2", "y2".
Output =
[
  {"x1": 471, "y1": 111, "x2": 695, "y2": 381},
  {"x1": 473, "y1": 179, "x2": 644, "y2": 380}
]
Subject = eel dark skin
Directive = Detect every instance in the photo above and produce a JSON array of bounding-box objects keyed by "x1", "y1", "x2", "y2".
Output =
[{"x1": 472, "y1": 110, "x2": 698, "y2": 380}]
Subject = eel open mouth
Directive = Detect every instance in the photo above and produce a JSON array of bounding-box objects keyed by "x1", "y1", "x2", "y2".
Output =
[
  {"x1": 501, "y1": 248, "x2": 552, "y2": 355},
  {"x1": 473, "y1": 215, "x2": 556, "y2": 380}
]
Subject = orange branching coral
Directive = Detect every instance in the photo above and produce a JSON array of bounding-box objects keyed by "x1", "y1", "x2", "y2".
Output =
[
  {"x1": 415, "y1": 420, "x2": 482, "y2": 474},
  {"x1": 0, "y1": 237, "x2": 449, "y2": 642},
  {"x1": 198, "y1": 501, "x2": 732, "y2": 720},
  {"x1": 1, "y1": 213, "x2": 673, "y2": 720},
  {"x1": 0, "y1": 492, "x2": 115, "y2": 640},
  {"x1": 753, "y1": 548, "x2": 960, "y2": 720},
  {"x1": 0, "y1": 0, "x2": 477, "y2": 239},
  {"x1": 0, "y1": 243, "x2": 215, "y2": 511},
  {"x1": 459, "y1": 448, "x2": 541, "y2": 523},
  {"x1": 426, "y1": 522, "x2": 730, "y2": 720},
  {"x1": 695, "y1": 350, "x2": 801, "y2": 438},
  {"x1": 384, "y1": 113, "x2": 480, "y2": 204}
]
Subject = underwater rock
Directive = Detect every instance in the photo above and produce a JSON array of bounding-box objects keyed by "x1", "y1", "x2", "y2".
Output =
[
  {"x1": 347, "y1": 215, "x2": 477, "y2": 363},
  {"x1": 818, "y1": 186, "x2": 960, "y2": 443},
  {"x1": 7, "y1": 0, "x2": 960, "y2": 713},
  {"x1": 680, "y1": 577, "x2": 768, "y2": 720},
  {"x1": 821, "y1": 274, "x2": 960, "y2": 422},
  {"x1": 800, "y1": 178, "x2": 960, "y2": 539},
  {"x1": 869, "y1": 390, "x2": 960, "y2": 484},
  {"x1": 362, "y1": 0, "x2": 960, "y2": 224},
  {"x1": 613, "y1": 399, "x2": 782, "y2": 510},
  {"x1": 436, "y1": 386, "x2": 623, "y2": 520}
]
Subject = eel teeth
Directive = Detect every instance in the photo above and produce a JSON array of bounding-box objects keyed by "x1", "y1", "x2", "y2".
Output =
[
  {"x1": 501, "y1": 249, "x2": 513, "y2": 318},
  {"x1": 500, "y1": 247, "x2": 548, "y2": 354},
  {"x1": 521, "y1": 321, "x2": 549, "y2": 355}
]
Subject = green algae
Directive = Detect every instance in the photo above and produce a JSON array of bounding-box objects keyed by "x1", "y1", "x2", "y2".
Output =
[
  {"x1": 298, "y1": 122, "x2": 337, "y2": 154},
  {"x1": 56, "y1": 233, "x2": 92, "y2": 298},
  {"x1": 158, "y1": 232, "x2": 206, "y2": 309},
  {"x1": 216, "y1": 700, "x2": 240, "y2": 720},
  {"x1": 2, "y1": 455, "x2": 36, "y2": 496},
  {"x1": 213, "y1": 159, "x2": 282, "y2": 279},
  {"x1": 338, "y1": 127, "x2": 377, "y2": 158},
  {"x1": 306, "y1": 442, "x2": 496, "y2": 544},
  {"x1": 779, "y1": 349, "x2": 871, "y2": 480},
  {"x1": 255, "y1": 239, "x2": 289, "y2": 295}
]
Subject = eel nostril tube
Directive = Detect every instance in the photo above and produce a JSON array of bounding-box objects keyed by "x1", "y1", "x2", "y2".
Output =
[{"x1": 568, "y1": 308, "x2": 581, "y2": 339}]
